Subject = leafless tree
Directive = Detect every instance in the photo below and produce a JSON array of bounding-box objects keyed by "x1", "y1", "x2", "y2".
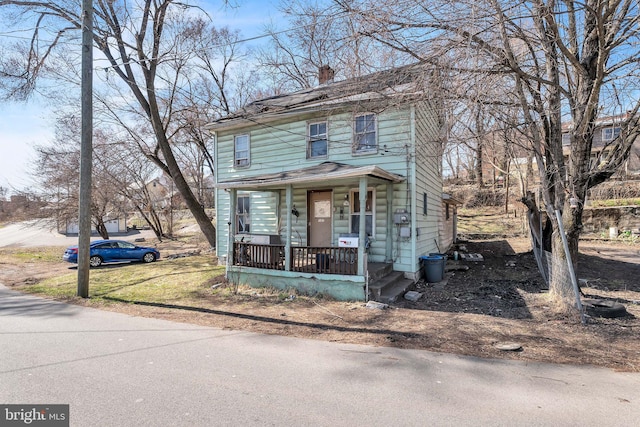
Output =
[
  {"x1": 257, "y1": 0, "x2": 406, "y2": 92},
  {"x1": 332, "y1": 0, "x2": 640, "y2": 310},
  {"x1": 0, "y1": 0, "x2": 244, "y2": 248},
  {"x1": 96, "y1": 132, "x2": 172, "y2": 241},
  {"x1": 34, "y1": 115, "x2": 125, "y2": 239}
]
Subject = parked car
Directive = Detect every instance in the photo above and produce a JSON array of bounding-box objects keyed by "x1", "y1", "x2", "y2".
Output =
[{"x1": 63, "y1": 240, "x2": 160, "y2": 267}]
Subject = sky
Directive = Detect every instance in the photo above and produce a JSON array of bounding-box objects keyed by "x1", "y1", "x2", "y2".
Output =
[{"x1": 0, "y1": 0, "x2": 281, "y2": 195}]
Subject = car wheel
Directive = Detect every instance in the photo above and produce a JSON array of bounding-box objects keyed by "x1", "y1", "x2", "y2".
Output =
[
  {"x1": 143, "y1": 252, "x2": 156, "y2": 263},
  {"x1": 89, "y1": 255, "x2": 103, "y2": 267}
]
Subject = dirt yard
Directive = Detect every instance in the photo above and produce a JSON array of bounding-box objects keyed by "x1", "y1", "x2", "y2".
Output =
[{"x1": 2, "y1": 236, "x2": 639, "y2": 372}]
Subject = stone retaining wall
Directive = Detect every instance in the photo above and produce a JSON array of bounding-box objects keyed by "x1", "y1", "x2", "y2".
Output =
[{"x1": 582, "y1": 206, "x2": 640, "y2": 234}]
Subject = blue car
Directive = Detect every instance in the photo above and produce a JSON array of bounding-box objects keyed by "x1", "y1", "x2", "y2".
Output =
[{"x1": 63, "y1": 240, "x2": 160, "y2": 267}]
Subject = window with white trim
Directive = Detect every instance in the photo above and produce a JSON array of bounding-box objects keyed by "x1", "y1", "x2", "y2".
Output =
[
  {"x1": 308, "y1": 121, "x2": 328, "y2": 158},
  {"x1": 350, "y1": 189, "x2": 375, "y2": 237},
  {"x1": 234, "y1": 134, "x2": 250, "y2": 167},
  {"x1": 602, "y1": 126, "x2": 621, "y2": 141},
  {"x1": 237, "y1": 194, "x2": 250, "y2": 233},
  {"x1": 353, "y1": 113, "x2": 377, "y2": 153}
]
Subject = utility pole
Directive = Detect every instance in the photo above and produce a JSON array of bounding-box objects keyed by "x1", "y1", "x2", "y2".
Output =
[{"x1": 77, "y1": 0, "x2": 93, "y2": 298}]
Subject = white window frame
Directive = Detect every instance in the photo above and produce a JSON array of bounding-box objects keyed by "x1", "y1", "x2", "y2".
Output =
[
  {"x1": 353, "y1": 113, "x2": 377, "y2": 154},
  {"x1": 602, "y1": 126, "x2": 621, "y2": 141},
  {"x1": 307, "y1": 121, "x2": 328, "y2": 159},
  {"x1": 349, "y1": 188, "x2": 376, "y2": 238},
  {"x1": 234, "y1": 134, "x2": 250, "y2": 167},
  {"x1": 236, "y1": 194, "x2": 251, "y2": 234}
]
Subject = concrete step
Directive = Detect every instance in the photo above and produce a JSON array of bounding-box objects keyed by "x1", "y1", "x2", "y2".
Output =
[
  {"x1": 378, "y1": 278, "x2": 415, "y2": 304},
  {"x1": 368, "y1": 271, "x2": 415, "y2": 303},
  {"x1": 367, "y1": 262, "x2": 393, "y2": 282}
]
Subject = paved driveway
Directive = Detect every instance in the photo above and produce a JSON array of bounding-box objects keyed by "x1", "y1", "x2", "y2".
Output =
[
  {"x1": 1, "y1": 285, "x2": 638, "y2": 426},
  {"x1": 0, "y1": 220, "x2": 155, "y2": 247}
]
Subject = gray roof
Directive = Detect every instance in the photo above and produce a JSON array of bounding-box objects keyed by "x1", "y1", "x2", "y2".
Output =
[
  {"x1": 207, "y1": 63, "x2": 434, "y2": 131},
  {"x1": 218, "y1": 161, "x2": 405, "y2": 189}
]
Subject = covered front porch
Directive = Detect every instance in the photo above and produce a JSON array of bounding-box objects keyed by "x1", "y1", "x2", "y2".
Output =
[{"x1": 219, "y1": 162, "x2": 406, "y2": 301}]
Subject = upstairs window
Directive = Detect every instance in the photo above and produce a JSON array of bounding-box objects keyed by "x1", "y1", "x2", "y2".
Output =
[
  {"x1": 562, "y1": 133, "x2": 571, "y2": 146},
  {"x1": 602, "y1": 126, "x2": 621, "y2": 141},
  {"x1": 308, "y1": 121, "x2": 328, "y2": 159},
  {"x1": 353, "y1": 113, "x2": 377, "y2": 153},
  {"x1": 237, "y1": 194, "x2": 250, "y2": 233},
  {"x1": 234, "y1": 134, "x2": 250, "y2": 167}
]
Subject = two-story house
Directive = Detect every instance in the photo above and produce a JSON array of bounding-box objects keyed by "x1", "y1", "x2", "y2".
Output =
[{"x1": 206, "y1": 64, "x2": 448, "y2": 301}]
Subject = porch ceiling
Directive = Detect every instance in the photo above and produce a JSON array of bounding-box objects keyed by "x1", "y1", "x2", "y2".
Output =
[{"x1": 217, "y1": 161, "x2": 405, "y2": 189}]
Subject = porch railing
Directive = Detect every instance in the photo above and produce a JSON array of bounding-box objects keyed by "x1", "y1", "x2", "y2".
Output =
[
  {"x1": 232, "y1": 242, "x2": 359, "y2": 275},
  {"x1": 233, "y1": 242, "x2": 285, "y2": 270}
]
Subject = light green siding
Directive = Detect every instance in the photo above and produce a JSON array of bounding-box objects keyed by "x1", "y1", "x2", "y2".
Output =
[
  {"x1": 414, "y1": 101, "x2": 445, "y2": 276},
  {"x1": 247, "y1": 191, "x2": 279, "y2": 234},
  {"x1": 214, "y1": 98, "x2": 443, "y2": 289}
]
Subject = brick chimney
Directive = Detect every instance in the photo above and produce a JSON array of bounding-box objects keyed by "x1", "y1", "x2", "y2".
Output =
[{"x1": 318, "y1": 65, "x2": 335, "y2": 85}]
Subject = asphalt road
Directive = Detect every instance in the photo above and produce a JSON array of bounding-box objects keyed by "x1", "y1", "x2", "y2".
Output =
[
  {"x1": 0, "y1": 220, "x2": 156, "y2": 247},
  {"x1": 1, "y1": 285, "x2": 638, "y2": 426}
]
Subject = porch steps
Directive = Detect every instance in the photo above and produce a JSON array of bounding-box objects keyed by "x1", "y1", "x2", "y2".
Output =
[{"x1": 368, "y1": 270, "x2": 415, "y2": 304}]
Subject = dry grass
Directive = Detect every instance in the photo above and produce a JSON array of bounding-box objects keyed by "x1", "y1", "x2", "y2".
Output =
[{"x1": 2, "y1": 234, "x2": 639, "y2": 372}]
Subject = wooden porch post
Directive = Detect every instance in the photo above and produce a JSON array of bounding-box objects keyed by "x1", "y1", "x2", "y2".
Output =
[
  {"x1": 285, "y1": 185, "x2": 293, "y2": 271},
  {"x1": 358, "y1": 177, "x2": 368, "y2": 276},
  {"x1": 227, "y1": 189, "x2": 237, "y2": 267},
  {"x1": 386, "y1": 182, "x2": 394, "y2": 263}
]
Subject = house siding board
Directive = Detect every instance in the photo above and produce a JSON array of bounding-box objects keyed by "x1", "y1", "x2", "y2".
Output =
[
  {"x1": 389, "y1": 182, "x2": 413, "y2": 272},
  {"x1": 413, "y1": 102, "x2": 443, "y2": 275},
  {"x1": 216, "y1": 107, "x2": 413, "y2": 183},
  {"x1": 290, "y1": 189, "x2": 308, "y2": 245},
  {"x1": 249, "y1": 191, "x2": 279, "y2": 234},
  {"x1": 216, "y1": 188, "x2": 231, "y2": 256},
  {"x1": 213, "y1": 85, "x2": 443, "y2": 284}
]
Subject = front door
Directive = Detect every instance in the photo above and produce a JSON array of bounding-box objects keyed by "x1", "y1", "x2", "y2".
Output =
[{"x1": 308, "y1": 190, "x2": 332, "y2": 247}]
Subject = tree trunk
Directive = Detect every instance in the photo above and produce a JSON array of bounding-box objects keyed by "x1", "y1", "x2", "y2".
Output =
[
  {"x1": 146, "y1": 93, "x2": 217, "y2": 248},
  {"x1": 548, "y1": 228, "x2": 579, "y2": 310},
  {"x1": 94, "y1": 218, "x2": 109, "y2": 240},
  {"x1": 135, "y1": 206, "x2": 164, "y2": 242},
  {"x1": 475, "y1": 142, "x2": 483, "y2": 188}
]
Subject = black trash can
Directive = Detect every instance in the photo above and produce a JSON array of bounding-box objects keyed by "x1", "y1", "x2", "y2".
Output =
[
  {"x1": 316, "y1": 253, "x2": 330, "y2": 272},
  {"x1": 429, "y1": 253, "x2": 448, "y2": 278},
  {"x1": 420, "y1": 255, "x2": 444, "y2": 282}
]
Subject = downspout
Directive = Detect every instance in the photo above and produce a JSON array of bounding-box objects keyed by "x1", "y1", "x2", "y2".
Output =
[
  {"x1": 409, "y1": 105, "x2": 416, "y2": 271},
  {"x1": 386, "y1": 182, "x2": 393, "y2": 263}
]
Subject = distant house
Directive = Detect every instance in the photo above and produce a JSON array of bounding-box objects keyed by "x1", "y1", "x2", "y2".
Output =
[
  {"x1": 145, "y1": 173, "x2": 214, "y2": 211},
  {"x1": 562, "y1": 112, "x2": 640, "y2": 177},
  {"x1": 206, "y1": 63, "x2": 450, "y2": 301},
  {"x1": 60, "y1": 218, "x2": 127, "y2": 235}
]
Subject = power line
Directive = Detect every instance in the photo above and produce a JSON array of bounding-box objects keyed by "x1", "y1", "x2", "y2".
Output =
[{"x1": 0, "y1": 7, "x2": 349, "y2": 68}]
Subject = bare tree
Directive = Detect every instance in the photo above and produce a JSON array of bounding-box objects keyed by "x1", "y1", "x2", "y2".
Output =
[
  {"x1": 333, "y1": 0, "x2": 640, "y2": 310},
  {"x1": 96, "y1": 133, "x2": 171, "y2": 241},
  {"x1": 0, "y1": 0, "x2": 239, "y2": 248},
  {"x1": 257, "y1": 0, "x2": 406, "y2": 92},
  {"x1": 34, "y1": 115, "x2": 126, "y2": 239}
]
